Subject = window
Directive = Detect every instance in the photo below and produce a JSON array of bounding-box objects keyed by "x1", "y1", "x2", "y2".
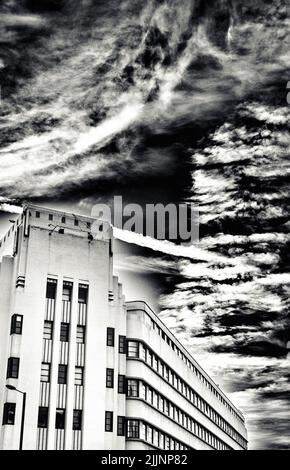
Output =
[
  {"x1": 73, "y1": 410, "x2": 82, "y2": 430},
  {"x1": 7, "y1": 357, "x2": 19, "y2": 379},
  {"x1": 61, "y1": 216, "x2": 66, "y2": 224},
  {"x1": 36, "y1": 211, "x2": 40, "y2": 218},
  {"x1": 141, "y1": 383, "x2": 147, "y2": 401},
  {"x1": 76, "y1": 325, "x2": 85, "y2": 344},
  {"x1": 127, "y1": 379, "x2": 139, "y2": 397},
  {"x1": 119, "y1": 335, "x2": 126, "y2": 354},
  {"x1": 60, "y1": 323, "x2": 69, "y2": 342},
  {"x1": 55, "y1": 409, "x2": 65, "y2": 429},
  {"x1": 46, "y1": 279, "x2": 57, "y2": 299},
  {"x1": 118, "y1": 375, "x2": 126, "y2": 394},
  {"x1": 164, "y1": 400, "x2": 169, "y2": 416},
  {"x1": 147, "y1": 426, "x2": 153, "y2": 443},
  {"x1": 43, "y1": 321, "x2": 53, "y2": 340},
  {"x1": 148, "y1": 388, "x2": 153, "y2": 405},
  {"x1": 106, "y1": 327, "x2": 115, "y2": 347},
  {"x1": 127, "y1": 420, "x2": 139, "y2": 438},
  {"x1": 10, "y1": 314, "x2": 23, "y2": 334},
  {"x1": 141, "y1": 344, "x2": 147, "y2": 361},
  {"x1": 41, "y1": 363, "x2": 50, "y2": 382},
  {"x1": 86, "y1": 222, "x2": 91, "y2": 229},
  {"x1": 165, "y1": 436, "x2": 170, "y2": 449},
  {"x1": 58, "y1": 364, "x2": 67, "y2": 384},
  {"x1": 38, "y1": 407, "x2": 49, "y2": 428},
  {"x1": 117, "y1": 416, "x2": 125, "y2": 436},
  {"x1": 127, "y1": 341, "x2": 139, "y2": 358},
  {"x1": 74, "y1": 219, "x2": 79, "y2": 226},
  {"x1": 75, "y1": 367, "x2": 84, "y2": 386},
  {"x1": 105, "y1": 411, "x2": 113, "y2": 432},
  {"x1": 78, "y1": 285, "x2": 88, "y2": 304},
  {"x1": 49, "y1": 214, "x2": 53, "y2": 221},
  {"x1": 147, "y1": 350, "x2": 153, "y2": 367},
  {"x1": 106, "y1": 368, "x2": 114, "y2": 388},
  {"x1": 62, "y1": 283, "x2": 72, "y2": 302},
  {"x1": 2, "y1": 403, "x2": 16, "y2": 425}
]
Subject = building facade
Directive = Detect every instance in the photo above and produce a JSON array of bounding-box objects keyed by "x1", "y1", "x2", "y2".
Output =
[{"x1": 0, "y1": 205, "x2": 247, "y2": 450}]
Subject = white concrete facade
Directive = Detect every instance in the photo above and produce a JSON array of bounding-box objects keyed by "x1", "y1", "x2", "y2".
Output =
[{"x1": 0, "y1": 204, "x2": 247, "y2": 450}]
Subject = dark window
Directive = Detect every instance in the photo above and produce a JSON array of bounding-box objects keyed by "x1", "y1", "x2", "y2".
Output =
[
  {"x1": 105, "y1": 411, "x2": 113, "y2": 432},
  {"x1": 2, "y1": 403, "x2": 16, "y2": 425},
  {"x1": 73, "y1": 410, "x2": 82, "y2": 430},
  {"x1": 107, "y1": 327, "x2": 115, "y2": 347},
  {"x1": 58, "y1": 364, "x2": 67, "y2": 384},
  {"x1": 75, "y1": 367, "x2": 83, "y2": 386},
  {"x1": 127, "y1": 420, "x2": 139, "y2": 438},
  {"x1": 10, "y1": 314, "x2": 23, "y2": 335},
  {"x1": 74, "y1": 219, "x2": 79, "y2": 226},
  {"x1": 49, "y1": 214, "x2": 53, "y2": 221},
  {"x1": 127, "y1": 341, "x2": 139, "y2": 358},
  {"x1": 60, "y1": 323, "x2": 69, "y2": 342},
  {"x1": 78, "y1": 286, "x2": 88, "y2": 304},
  {"x1": 43, "y1": 321, "x2": 53, "y2": 340},
  {"x1": 38, "y1": 407, "x2": 49, "y2": 428},
  {"x1": 40, "y1": 363, "x2": 50, "y2": 382},
  {"x1": 118, "y1": 335, "x2": 126, "y2": 354},
  {"x1": 106, "y1": 368, "x2": 114, "y2": 388},
  {"x1": 62, "y1": 283, "x2": 72, "y2": 302},
  {"x1": 86, "y1": 222, "x2": 91, "y2": 229},
  {"x1": 36, "y1": 211, "x2": 40, "y2": 218},
  {"x1": 46, "y1": 280, "x2": 57, "y2": 299},
  {"x1": 7, "y1": 357, "x2": 19, "y2": 379},
  {"x1": 127, "y1": 379, "x2": 139, "y2": 397},
  {"x1": 61, "y1": 216, "x2": 66, "y2": 224},
  {"x1": 118, "y1": 375, "x2": 126, "y2": 394},
  {"x1": 76, "y1": 325, "x2": 85, "y2": 344},
  {"x1": 55, "y1": 409, "x2": 65, "y2": 429},
  {"x1": 117, "y1": 416, "x2": 126, "y2": 436}
]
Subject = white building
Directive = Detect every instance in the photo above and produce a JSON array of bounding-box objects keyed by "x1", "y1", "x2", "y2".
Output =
[{"x1": 0, "y1": 204, "x2": 247, "y2": 450}]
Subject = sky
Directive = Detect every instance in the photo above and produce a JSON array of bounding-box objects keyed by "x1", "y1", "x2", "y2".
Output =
[{"x1": 0, "y1": 0, "x2": 290, "y2": 449}]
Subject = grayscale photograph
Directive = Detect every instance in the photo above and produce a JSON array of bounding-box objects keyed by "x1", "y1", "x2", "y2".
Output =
[{"x1": 0, "y1": 0, "x2": 289, "y2": 454}]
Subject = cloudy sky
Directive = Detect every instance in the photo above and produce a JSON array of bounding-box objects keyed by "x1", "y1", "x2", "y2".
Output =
[{"x1": 0, "y1": 0, "x2": 290, "y2": 449}]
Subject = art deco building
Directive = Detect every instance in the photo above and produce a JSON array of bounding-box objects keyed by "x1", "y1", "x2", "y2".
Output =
[{"x1": 0, "y1": 204, "x2": 247, "y2": 450}]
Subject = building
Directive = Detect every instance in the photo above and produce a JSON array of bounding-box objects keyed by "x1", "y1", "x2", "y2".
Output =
[{"x1": 0, "y1": 204, "x2": 248, "y2": 450}]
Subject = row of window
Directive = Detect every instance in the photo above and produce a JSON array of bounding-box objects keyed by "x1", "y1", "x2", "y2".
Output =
[
  {"x1": 105, "y1": 370, "x2": 126, "y2": 393},
  {"x1": 46, "y1": 279, "x2": 88, "y2": 304},
  {"x1": 43, "y1": 321, "x2": 85, "y2": 343},
  {"x1": 104, "y1": 413, "x2": 190, "y2": 449},
  {"x1": 127, "y1": 341, "x2": 247, "y2": 449},
  {"x1": 9, "y1": 315, "x2": 86, "y2": 344},
  {"x1": 142, "y1": 311, "x2": 244, "y2": 423},
  {"x1": 127, "y1": 379, "x2": 231, "y2": 450},
  {"x1": 104, "y1": 412, "x2": 127, "y2": 436},
  {"x1": 38, "y1": 407, "x2": 82, "y2": 430},
  {"x1": 6, "y1": 357, "x2": 85, "y2": 383},
  {"x1": 106, "y1": 327, "x2": 126, "y2": 353},
  {"x1": 103, "y1": 372, "x2": 237, "y2": 450},
  {"x1": 127, "y1": 420, "x2": 191, "y2": 450},
  {"x1": 35, "y1": 210, "x2": 91, "y2": 230},
  {"x1": 40, "y1": 363, "x2": 84, "y2": 386},
  {"x1": 2, "y1": 403, "x2": 82, "y2": 431}
]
